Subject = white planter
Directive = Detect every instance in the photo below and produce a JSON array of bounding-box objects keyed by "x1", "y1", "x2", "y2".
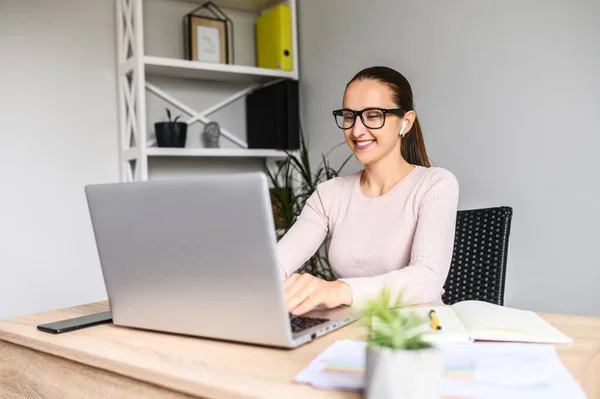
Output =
[{"x1": 365, "y1": 346, "x2": 444, "y2": 399}]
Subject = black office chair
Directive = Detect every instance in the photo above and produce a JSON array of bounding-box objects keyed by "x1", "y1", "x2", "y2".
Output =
[{"x1": 442, "y1": 206, "x2": 513, "y2": 306}]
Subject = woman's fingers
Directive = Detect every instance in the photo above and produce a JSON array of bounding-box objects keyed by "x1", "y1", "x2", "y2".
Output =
[
  {"x1": 282, "y1": 273, "x2": 300, "y2": 291},
  {"x1": 286, "y1": 291, "x2": 307, "y2": 313},
  {"x1": 286, "y1": 283, "x2": 314, "y2": 312},
  {"x1": 283, "y1": 274, "x2": 341, "y2": 315},
  {"x1": 284, "y1": 274, "x2": 310, "y2": 302},
  {"x1": 292, "y1": 293, "x2": 322, "y2": 316},
  {"x1": 285, "y1": 274, "x2": 317, "y2": 312}
]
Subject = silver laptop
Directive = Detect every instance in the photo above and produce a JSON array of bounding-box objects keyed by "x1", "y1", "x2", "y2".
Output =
[{"x1": 84, "y1": 171, "x2": 358, "y2": 348}]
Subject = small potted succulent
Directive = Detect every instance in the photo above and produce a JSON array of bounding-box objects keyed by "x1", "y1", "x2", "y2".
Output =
[
  {"x1": 154, "y1": 108, "x2": 187, "y2": 148},
  {"x1": 359, "y1": 287, "x2": 444, "y2": 399}
]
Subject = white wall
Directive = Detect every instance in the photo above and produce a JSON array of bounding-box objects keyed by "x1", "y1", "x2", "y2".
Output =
[
  {"x1": 3, "y1": 0, "x2": 597, "y2": 320},
  {"x1": 0, "y1": 0, "x2": 119, "y2": 319},
  {"x1": 297, "y1": 0, "x2": 600, "y2": 316},
  {"x1": 0, "y1": 0, "x2": 271, "y2": 320}
]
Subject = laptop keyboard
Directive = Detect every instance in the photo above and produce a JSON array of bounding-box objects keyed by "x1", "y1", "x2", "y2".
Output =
[{"x1": 289, "y1": 315, "x2": 330, "y2": 333}]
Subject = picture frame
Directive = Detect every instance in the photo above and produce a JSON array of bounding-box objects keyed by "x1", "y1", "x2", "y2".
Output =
[
  {"x1": 184, "y1": 2, "x2": 234, "y2": 64},
  {"x1": 190, "y1": 15, "x2": 227, "y2": 64}
]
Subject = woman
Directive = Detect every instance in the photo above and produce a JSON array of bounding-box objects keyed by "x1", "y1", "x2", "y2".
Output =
[{"x1": 277, "y1": 66, "x2": 459, "y2": 316}]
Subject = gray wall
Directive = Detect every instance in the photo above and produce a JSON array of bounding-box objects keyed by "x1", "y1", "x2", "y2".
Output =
[
  {"x1": 298, "y1": 0, "x2": 600, "y2": 316},
  {"x1": 0, "y1": 0, "x2": 118, "y2": 319}
]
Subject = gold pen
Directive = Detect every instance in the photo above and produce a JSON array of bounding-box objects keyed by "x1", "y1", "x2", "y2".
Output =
[{"x1": 429, "y1": 309, "x2": 442, "y2": 330}]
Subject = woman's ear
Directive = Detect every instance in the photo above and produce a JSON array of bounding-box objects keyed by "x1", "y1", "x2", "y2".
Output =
[{"x1": 402, "y1": 110, "x2": 417, "y2": 135}]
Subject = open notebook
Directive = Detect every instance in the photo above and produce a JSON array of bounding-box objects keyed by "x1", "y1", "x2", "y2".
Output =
[{"x1": 399, "y1": 301, "x2": 573, "y2": 345}]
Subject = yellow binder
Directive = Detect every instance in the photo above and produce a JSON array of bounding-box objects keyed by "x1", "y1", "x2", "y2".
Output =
[{"x1": 255, "y1": 4, "x2": 293, "y2": 71}]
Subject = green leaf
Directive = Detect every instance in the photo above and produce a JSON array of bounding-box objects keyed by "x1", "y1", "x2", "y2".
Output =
[
  {"x1": 358, "y1": 286, "x2": 433, "y2": 351},
  {"x1": 262, "y1": 120, "x2": 351, "y2": 280}
]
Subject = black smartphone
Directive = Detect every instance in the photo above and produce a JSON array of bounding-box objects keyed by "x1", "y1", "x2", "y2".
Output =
[{"x1": 37, "y1": 311, "x2": 113, "y2": 334}]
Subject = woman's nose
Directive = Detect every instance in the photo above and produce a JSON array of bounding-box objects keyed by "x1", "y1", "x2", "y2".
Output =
[{"x1": 351, "y1": 117, "x2": 367, "y2": 137}]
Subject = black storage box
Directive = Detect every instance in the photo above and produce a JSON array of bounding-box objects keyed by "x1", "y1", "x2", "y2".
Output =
[{"x1": 245, "y1": 79, "x2": 299, "y2": 150}]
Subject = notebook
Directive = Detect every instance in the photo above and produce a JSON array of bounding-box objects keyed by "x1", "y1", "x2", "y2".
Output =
[{"x1": 396, "y1": 300, "x2": 573, "y2": 345}]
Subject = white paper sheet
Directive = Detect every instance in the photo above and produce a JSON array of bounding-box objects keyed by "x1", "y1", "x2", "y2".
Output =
[
  {"x1": 294, "y1": 339, "x2": 366, "y2": 390},
  {"x1": 294, "y1": 340, "x2": 587, "y2": 399}
]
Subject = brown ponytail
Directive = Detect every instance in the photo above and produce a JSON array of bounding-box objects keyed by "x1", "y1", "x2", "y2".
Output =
[
  {"x1": 401, "y1": 116, "x2": 430, "y2": 167},
  {"x1": 347, "y1": 66, "x2": 431, "y2": 167}
]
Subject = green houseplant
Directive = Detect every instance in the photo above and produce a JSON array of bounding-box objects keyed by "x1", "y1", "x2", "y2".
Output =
[
  {"x1": 359, "y1": 287, "x2": 444, "y2": 399},
  {"x1": 265, "y1": 128, "x2": 352, "y2": 280}
]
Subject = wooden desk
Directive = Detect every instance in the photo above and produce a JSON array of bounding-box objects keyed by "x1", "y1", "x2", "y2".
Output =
[{"x1": 1, "y1": 301, "x2": 599, "y2": 399}]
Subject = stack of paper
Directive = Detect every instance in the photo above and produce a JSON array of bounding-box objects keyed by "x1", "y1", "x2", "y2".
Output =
[
  {"x1": 294, "y1": 340, "x2": 587, "y2": 399},
  {"x1": 294, "y1": 340, "x2": 366, "y2": 391}
]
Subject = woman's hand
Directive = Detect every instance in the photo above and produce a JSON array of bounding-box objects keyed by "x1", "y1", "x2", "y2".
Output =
[{"x1": 283, "y1": 273, "x2": 353, "y2": 316}]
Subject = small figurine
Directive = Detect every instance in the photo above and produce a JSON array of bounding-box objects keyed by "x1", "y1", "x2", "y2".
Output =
[{"x1": 202, "y1": 121, "x2": 221, "y2": 148}]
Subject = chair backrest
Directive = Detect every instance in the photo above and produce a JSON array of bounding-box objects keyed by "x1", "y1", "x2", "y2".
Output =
[{"x1": 442, "y1": 206, "x2": 513, "y2": 306}]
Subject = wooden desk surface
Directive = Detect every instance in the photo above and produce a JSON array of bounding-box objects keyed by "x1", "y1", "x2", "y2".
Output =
[{"x1": 1, "y1": 301, "x2": 599, "y2": 399}]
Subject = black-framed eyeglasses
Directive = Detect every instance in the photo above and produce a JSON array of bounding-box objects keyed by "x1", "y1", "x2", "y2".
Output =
[{"x1": 332, "y1": 108, "x2": 405, "y2": 130}]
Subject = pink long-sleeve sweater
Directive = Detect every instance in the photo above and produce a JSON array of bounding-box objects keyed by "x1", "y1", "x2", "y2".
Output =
[{"x1": 276, "y1": 165, "x2": 460, "y2": 306}]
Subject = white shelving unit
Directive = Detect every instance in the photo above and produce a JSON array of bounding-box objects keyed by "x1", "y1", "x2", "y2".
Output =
[
  {"x1": 145, "y1": 147, "x2": 291, "y2": 158},
  {"x1": 144, "y1": 56, "x2": 296, "y2": 83},
  {"x1": 115, "y1": 0, "x2": 299, "y2": 182}
]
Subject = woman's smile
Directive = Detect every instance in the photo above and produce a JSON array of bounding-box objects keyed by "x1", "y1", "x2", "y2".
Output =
[{"x1": 354, "y1": 139, "x2": 376, "y2": 150}]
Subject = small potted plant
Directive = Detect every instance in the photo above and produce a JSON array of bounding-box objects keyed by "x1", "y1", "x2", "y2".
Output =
[
  {"x1": 359, "y1": 287, "x2": 444, "y2": 399},
  {"x1": 154, "y1": 108, "x2": 187, "y2": 148}
]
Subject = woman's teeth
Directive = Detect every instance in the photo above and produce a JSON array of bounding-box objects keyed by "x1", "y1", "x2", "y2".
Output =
[{"x1": 355, "y1": 140, "x2": 375, "y2": 150}]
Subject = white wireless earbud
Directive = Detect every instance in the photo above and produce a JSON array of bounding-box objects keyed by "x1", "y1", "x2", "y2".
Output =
[{"x1": 399, "y1": 120, "x2": 408, "y2": 137}]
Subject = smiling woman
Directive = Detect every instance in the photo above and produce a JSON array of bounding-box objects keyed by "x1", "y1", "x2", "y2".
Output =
[
  {"x1": 334, "y1": 67, "x2": 431, "y2": 169},
  {"x1": 276, "y1": 66, "x2": 460, "y2": 316}
]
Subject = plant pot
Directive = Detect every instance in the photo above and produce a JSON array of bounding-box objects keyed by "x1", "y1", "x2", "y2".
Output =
[
  {"x1": 269, "y1": 187, "x2": 292, "y2": 230},
  {"x1": 154, "y1": 122, "x2": 187, "y2": 148},
  {"x1": 365, "y1": 346, "x2": 443, "y2": 399}
]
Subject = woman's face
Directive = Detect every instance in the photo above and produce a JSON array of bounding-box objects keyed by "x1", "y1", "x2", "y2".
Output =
[{"x1": 341, "y1": 79, "x2": 404, "y2": 166}]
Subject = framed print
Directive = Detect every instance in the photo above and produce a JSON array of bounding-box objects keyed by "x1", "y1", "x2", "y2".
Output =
[
  {"x1": 190, "y1": 16, "x2": 226, "y2": 63},
  {"x1": 184, "y1": 2, "x2": 234, "y2": 64}
]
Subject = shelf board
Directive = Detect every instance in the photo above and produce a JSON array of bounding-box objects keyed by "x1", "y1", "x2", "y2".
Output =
[
  {"x1": 145, "y1": 147, "x2": 290, "y2": 158},
  {"x1": 163, "y1": 0, "x2": 284, "y2": 11},
  {"x1": 143, "y1": 56, "x2": 296, "y2": 83}
]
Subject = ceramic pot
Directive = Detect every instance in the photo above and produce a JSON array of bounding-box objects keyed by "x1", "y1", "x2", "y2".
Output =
[
  {"x1": 154, "y1": 122, "x2": 187, "y2": 147},
  {"x1": 365, "y1": 346, "x2": 444, "y2": 399}
]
